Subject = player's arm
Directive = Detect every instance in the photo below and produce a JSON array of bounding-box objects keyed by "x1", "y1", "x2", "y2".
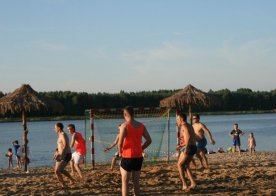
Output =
[
  {"x1": 70, "y1": 133, "x2": 76, "y2": 148},
  {"x1": 183, "y1": 126, "x2": 190, "y2": 154},
  {"x1": 105, "y1": 135, "x2": 119, "y2": 152},
  {"x1": 142, "y1": 126, "x2": 152, "y2": 150},
  {"x1": 240, "y1": 130, "x2": 245, "y2": 136},
  {"x1": 60, "y1": 134, "x2": 67, "y2": 158},
  {"x1": 228, "y1": 130, "x2": 233, "y2": 137},
  {"x1": 118, "y1": 123, "x2": 127, "y2": 156},
  {"x1": 201, "y1": 123, "x2": 215, "y2": 144}
]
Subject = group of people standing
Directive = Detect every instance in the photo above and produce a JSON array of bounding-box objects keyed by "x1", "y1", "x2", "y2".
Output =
[
  {"x1": 52, "y1": 106, "x2": 257, "y2": 195},
  {"x1": 175, "y1": 112, "x2": 216, "y2": 191},
  {"x1": 3, "y1": 105, "x2": 257, "y2": 195},
  {"x1": 229, "y1": 123, "x2": 256, "y2": 156},
  {"x1": 53, "y1": 123, "x2": 86, "y2": 188},
  {"x1": 172, "y1": 112, "x2": 257, "y2": 192},
  {"x1": 53, "y1": 106, "x2": 152, "y2": 196},
  {"x1": 5, "y1": 140, "x2": 26, "y2": 170}
]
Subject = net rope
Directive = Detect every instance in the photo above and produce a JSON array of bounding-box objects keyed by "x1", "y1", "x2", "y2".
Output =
[{"x1": 84, "y1": 108, "x2": 171, "y2": 163}]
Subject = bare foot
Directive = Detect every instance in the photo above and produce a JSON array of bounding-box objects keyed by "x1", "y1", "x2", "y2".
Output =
[
  {"x1": 197, "y1": 165, "x2": 203, "y2": 170},
  {"x1": 182, "y1": 184, "x2": 188, "y2": 191},
  {"x1": 189, "y1": 183, "x2": 197, "y2": 190},
  {"x1": 203, "y1": 168, "x2": 210, "y2": 174}
]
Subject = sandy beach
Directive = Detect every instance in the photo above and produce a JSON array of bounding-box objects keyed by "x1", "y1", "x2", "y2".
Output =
[{"x1": 0, "y1": 152, "x2": 275, "y2": 195}]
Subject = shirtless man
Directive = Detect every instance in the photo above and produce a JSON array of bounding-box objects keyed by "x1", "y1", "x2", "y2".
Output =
[
  {"x1": 192, "y1": 114, "x2": 215, "y2": 169},
  {"x1": 176, "y1": 111, "x2": 197, "y2": 191},
  {"x1": 54, "y1": 122, "x2": 74, "y2": 188},
  {"x1": 104, "y1": 124, "x2": 121, "y2": 170}
]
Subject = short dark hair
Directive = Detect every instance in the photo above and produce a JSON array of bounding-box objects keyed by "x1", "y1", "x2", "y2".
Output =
[
  {"x1": 193, "y1": 114, "x2": 200, "y2": 119},
  {"x1": 178, "y1": 111, "x2": 187, "y2": 122},
  {"x1": 67, "y1": 124, "x2": 75, "y2": 131},
  {"x1": 234, "y1": 123, "x2": 238, "y2": 126},
  {"x1": 124, "y1": 106, "x2": 134, "y2": 117},
  {"x1": 56, "y1": 122, "x2": 64, "y2": 130},
  {"x1": 13, "y1": 140, "x2": 19, "y2": 144}
]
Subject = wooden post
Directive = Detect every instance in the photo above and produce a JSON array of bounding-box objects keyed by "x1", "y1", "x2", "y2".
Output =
[
  {"x1": 90, "y1": 109, "x2": 95, "y2": 169},
  {"x1": 84, "y1": 113, "x2": 87, "y2": 168},
  {"x1": 176, "y1": 109, "x2": 180, "y2": 159},
  {"x1": 189, "y1": 105, "x2": 192, "y2": 125},
  {"x1": 166, "y1": 109, "x2": 170, "y2": 163},
  {"x1": 22, "y1": 110, "x2": 28, "y2": 172}
]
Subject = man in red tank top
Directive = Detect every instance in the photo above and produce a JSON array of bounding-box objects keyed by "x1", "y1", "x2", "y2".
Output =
[
  {"x1": 67, "y1": 124, "x2": 86, "y2": 179},
  {"x1": 118, "y1": 106, "x2": 152, "y2": 196}
]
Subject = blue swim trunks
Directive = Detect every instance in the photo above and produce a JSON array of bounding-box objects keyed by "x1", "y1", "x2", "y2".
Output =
[
  {"x1": 197, "y1": 137, "x2": 207, "y2": 151},
  {"x1": 233, "y1": 138, "x2": 241, "y2": 146}
]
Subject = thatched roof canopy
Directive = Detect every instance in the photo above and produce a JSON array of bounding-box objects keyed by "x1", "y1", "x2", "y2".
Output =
[
  {"x1": 0, "y1": 84, "x2": 63, "y2": 115},
  {"x1": 160, "y1": 84, "x2": 210, "y2": 109}
]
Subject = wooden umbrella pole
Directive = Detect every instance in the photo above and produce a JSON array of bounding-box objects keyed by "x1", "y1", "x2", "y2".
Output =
[
  {"x1": 176, "y1": 109, "x2": 180, "y2": 159},
  {"x1": 22, "y1": 110, "x2": 28, "y2": 172},
  {"x1": 188, "y1": 105, "x2": 192, "y2": 125},
  {"x1": 166, "y1": 108, "x2": 170, "y2": 163}
]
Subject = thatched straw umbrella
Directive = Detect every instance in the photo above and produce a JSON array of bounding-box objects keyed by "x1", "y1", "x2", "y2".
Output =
[
  {"x1": 160, "y1": 84, "x2": 211, "y2": 121},
  {"x1": 0, "y1": 84, "x2": 63, "y2": 171},
  {"x1": 160, "y1": 84, "x2": 214, "y2": 161}
]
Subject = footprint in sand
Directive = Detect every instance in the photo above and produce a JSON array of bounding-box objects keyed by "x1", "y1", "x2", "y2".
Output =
[{"x1": 86, "y1": 178, "x2": 92, "y2": 183}]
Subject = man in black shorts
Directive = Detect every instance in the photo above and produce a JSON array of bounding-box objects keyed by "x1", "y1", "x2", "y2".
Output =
[
  {"x1": 118, "y1": 106, "x2": 152, "y2": 196},
  {"x1": 54, "y1": 122, "x2": 74, "y2": 188},
  {"x1": 175, "y1": 112, "x2": 197, "y2": 191}
]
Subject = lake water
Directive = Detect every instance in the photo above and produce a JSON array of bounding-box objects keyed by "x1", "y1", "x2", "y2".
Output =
[{"x1": 0, "y1": 113, "x2": 276, "y2": 168}]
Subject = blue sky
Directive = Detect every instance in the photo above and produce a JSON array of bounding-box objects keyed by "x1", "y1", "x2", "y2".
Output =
[{"x1": 0, "y1": 0, "x2": 276, "y2": 93}]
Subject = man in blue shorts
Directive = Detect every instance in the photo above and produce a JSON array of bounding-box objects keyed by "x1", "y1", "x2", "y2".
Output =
[{"x1": 192, "y1": 114, "x2": 215, "y2": 169}]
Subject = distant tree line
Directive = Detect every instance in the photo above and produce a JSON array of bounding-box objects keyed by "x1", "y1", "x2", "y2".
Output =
[{"x1": 1, "y1": 88, "x2": 276, "y2": 117}]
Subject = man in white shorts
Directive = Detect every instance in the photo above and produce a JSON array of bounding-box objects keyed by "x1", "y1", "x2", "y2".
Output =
[{"x1": 67, "y1": 124, "x2": 86, "y2": 178}]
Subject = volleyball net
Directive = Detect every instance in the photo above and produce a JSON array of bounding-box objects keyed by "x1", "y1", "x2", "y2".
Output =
[{"x1": 84, "y1": 107, "x2": 174, "y2": 167}]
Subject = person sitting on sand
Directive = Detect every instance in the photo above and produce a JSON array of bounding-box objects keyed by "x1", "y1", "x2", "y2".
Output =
[
  {"x1": 6, "y1": 148, "x2": 13, "y2": 169},
  {"x1": 248, "y1": 132, "x2": 256, "y2": 156},
  {"x1": 67, "y1": 124, "x2": 86, "y2": 179},
  {"x1": 229, "y1": 123, "x2": 244, "y2": 155},
  {"x1": 176, "y1": 111, "x2": 197, "y2": 191},
  {"x1": 54, "y1": 122, "x2": 75, "y2": 188},
  {"x1": 104, "y1": 124, "x2": 121, "y2": 170},
  {"x1": 192, "y1": 114, "x2": 215, "y2": 169}
]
